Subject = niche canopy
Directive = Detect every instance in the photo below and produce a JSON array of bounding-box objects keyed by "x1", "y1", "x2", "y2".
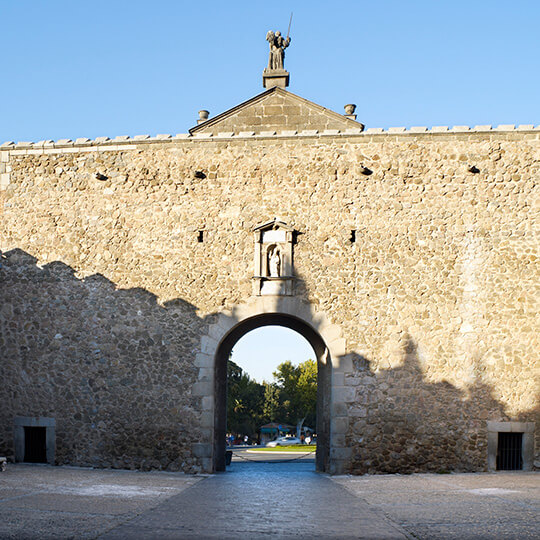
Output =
[{"x1": 252, "y1": 219, "x2": 295, "y2": 296}]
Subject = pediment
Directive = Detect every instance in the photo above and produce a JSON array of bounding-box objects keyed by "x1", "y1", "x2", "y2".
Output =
[
  {"x1": 253, "y1": 218, "x2": 294, "y2": 233},
  {"x1": 189, "y1": 87, "x2": 362, "y2": 135}
]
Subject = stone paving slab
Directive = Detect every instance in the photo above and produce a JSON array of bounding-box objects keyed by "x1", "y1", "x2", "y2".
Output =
[
  {"x1": 101, "y1": 461, "x2": 407, "y2": 539},
  {"x1": 2, "y1": 464, "x2": 537, "y2": 539},
  {"x1": 0, "y1": 464, "x2": 202, "y2": 539},
  {"x1": 332, "y1": 471, "x2": 540, "y2": 539}
]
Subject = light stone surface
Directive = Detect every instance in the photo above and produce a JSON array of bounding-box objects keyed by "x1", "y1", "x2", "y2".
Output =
[{"x1": 0, "y1": 125, "x2": 538, "y2": 475}]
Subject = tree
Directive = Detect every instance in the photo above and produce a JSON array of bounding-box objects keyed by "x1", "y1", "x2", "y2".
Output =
[
  {"x1": 227, "y1": 358, "x2": 317, "y2": 441},
  {"x1": 272, "y1": 359, "x2": 317, "y2": 433},
  {"x1": 227, "y1": 360, "x2": 265, "y2": 439}
]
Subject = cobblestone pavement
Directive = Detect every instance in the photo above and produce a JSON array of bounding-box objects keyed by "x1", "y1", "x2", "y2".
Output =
[
  {"x1": 332, "y1": 471, "x2": 540, "y2": 539},
  {"x1": 1, "y1": 463, "x2": 538, "y2": 539}
]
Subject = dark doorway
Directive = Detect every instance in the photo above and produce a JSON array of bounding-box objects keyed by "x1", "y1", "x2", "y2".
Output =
[
  {"x1": 496, "y1": 432, "x2": 523, "y2": 470},
  {"x1": 24, "y1": 426, "x2": 47, "y2": 463},
  {"x1": 214, "y1": 314, "x2": 331, "y2": 473}
]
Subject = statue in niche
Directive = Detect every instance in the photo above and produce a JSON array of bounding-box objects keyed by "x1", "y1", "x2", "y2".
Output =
[
  {"x1": 268, "y1": 246, "x2": 281, "y2": 277},
  {"x1": 266, "y1": 31, "x2": 291, "y2": 71}
]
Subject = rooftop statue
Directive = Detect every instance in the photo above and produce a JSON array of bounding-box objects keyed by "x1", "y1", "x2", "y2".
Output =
[{"x1": 266, "y1": 30, "x2": 291, "y2": 71}]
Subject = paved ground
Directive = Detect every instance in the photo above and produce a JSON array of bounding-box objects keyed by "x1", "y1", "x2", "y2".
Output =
[
  {"x1": 0, "y1": 464, "x2": 202, "y2": 539},
  {"x1": 333, "y1": 471, "x2": 540, "y2": 539},
  {"x1": 0, "y1": 462, "x2": 538, "y2": 539}
]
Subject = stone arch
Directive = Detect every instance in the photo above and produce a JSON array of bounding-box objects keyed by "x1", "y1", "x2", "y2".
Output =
[{"x1": 194, "y1": 296, "x2": 350, "y2": 474}]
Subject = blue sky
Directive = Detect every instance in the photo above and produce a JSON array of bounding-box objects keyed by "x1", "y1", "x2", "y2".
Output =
[
  {"x1": 1, "y1": 0, "x2": 538, "y2": 143},
  {"x1": 230, "y1": 326, "x2": 315, "y2": 383}
]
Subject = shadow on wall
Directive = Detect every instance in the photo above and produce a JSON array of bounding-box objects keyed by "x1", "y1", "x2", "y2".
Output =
[
  {"x1": 0, "y1": 248, "x2": 211, "y2": 472},
  {"x1": 346, "y1": 334, "x2": 538, "y2": 473},
  {"x1": 0, "y1": 248, "x2": 538, "y2": 473}
]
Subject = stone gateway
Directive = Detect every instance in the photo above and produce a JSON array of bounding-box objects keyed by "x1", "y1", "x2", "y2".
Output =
[{"x1": 0, "y1": 61, "x2": 538, "y2": 474}]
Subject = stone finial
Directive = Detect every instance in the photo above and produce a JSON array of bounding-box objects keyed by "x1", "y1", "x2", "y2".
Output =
[
  {"x1": 344, "y1": 104, "x2": 357, "y2": 121},
  {"x1": 198, "y1": 110, "x2": 210, "y2": 125}
]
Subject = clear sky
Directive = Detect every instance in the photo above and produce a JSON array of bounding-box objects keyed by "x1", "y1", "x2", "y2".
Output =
[
  {"x1": 1, "y1": 0, "x2": 538, "y2": 143},
  {"x1": 230, "y1": 326, "x2": 315, "y2": 383}
]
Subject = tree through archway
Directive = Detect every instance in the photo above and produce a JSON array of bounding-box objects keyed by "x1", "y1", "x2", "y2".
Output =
[
  {"x1": 228, "y1": 326, "x2": 318, "y2": 448},
  {"x1": 214, "y1": 314, "x2": 332, "y2": 472}
]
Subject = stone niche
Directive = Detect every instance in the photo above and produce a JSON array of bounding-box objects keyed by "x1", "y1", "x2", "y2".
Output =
[{"x1": 252, "y1": 219, "x2": 295, "y2": 296}]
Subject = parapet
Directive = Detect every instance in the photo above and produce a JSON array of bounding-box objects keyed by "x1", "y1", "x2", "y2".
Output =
[{"x1": 1, "y1": 124, "x2": 539, "y2": 152}]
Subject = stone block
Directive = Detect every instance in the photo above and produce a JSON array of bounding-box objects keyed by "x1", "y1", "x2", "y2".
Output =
[
  {"x1": 201, "y1": 396, "x2": 214, "y2": 411},
  {"x1": 328, "y1": 337, "x2": 346, "y2": 358},
  {"x1": 388, "y1": 127, "x2": 406, "y2": 133},
  {"x1": 200, "y1": 336, "x2": 218, "y2": 355},
  {"x1": 332, "y1": 402, "x2": 348, "y2": 416},
  {"x1": 192, "y1": 442, "x2": 212, "y2": 458},
  {"x1": 409, "y1": 126, "x2": 427, "y2": 133},
  {"x1": 133, "y1": 135, "x2": 150, "y2": 140},
  {"x1": 198, "y1": 367, "x2": 213, "y2": 381},
  {"x1": 200, "y1": 411, "x2": 214, "y2": 428},
  {"x1": 451, "y1": 126, "x2": 470, "y2": 132},
  {"x1": 333, "y1": 354, "x2": 353, "y2": 373},
  {"x1": 200, "y1": 457, "x2": 213, "y2": 472},
  {"x1": 517, "y1": 125, "x2": 534, "y2": 130},
  {"x1": 263, "y1": 105, "x2": 283, "y2": 115},
  {"x1": 495, "y1": 124, "x2": 515, "y2": 131},
  {"x1": 331, "y1": 417, "x2": 349, "y2": 435},
  {"x1": 487, "y1": 421, "x2": 534, "y2": 433},
  {"x1": 431, "y1": 126, "x2": 448, "y2": 132},
  {"x1": 194, "y1": 353, "x2": 213, "y2": 368},
  {"x1": 192, "y1": 381, "x2": 213, "y2": 397},
  {"x1": 473, "y1": 125, "x2": 492, "y2": 131},
  {"x1": 321, "y1": 324, "x2": 342, "y2": 343},
  {"x1": 332, "y1": 386, "x2": 356, "y2": 403},
  {"x1": 56, "y1": 139, "x2": 73, "y2": 145},
  {"x1": 332, "y1": 372, "x2": 345, "y2": 386},
  {"x1": 330, "y1": 447, "x2": 352, "y2": 460}
]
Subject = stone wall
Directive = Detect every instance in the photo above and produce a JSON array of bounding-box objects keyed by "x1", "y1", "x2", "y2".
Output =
[{"x1": 1, "y1": 127, "x2": 538, "y2": 473}]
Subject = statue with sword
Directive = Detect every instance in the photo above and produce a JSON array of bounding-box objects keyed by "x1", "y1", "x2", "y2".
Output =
[{"x1": 266, "y1": 14, "x2": 292, "y2": 71}]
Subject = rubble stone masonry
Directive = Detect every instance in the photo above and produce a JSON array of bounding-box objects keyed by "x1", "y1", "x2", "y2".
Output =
[{"x1": 1, "y1": 127, "x2": 538, "y2": 473}]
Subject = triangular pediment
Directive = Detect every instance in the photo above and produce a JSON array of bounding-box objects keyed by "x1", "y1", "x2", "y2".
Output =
[
  {"x1": 189, "y1": 87, "x2": 362, "y2": 135},
  {"x1": 253, "y1": 218, "x2": 294, "y2": 232}
]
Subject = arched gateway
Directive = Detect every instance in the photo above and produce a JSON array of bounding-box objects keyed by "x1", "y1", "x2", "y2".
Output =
[
  {"x1": 1, "y1": 32, "x2": 537, "y2": 474},
  {"x1": 195, "y1": 296, "x2": 350, "y2": 474}
]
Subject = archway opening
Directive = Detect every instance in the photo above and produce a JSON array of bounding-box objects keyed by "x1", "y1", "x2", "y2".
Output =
[{"x1": 214, "y1": 314, "x2": 331, "y2": 473}]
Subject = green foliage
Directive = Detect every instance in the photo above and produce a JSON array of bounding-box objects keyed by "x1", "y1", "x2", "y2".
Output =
[
  {"x1": 272, "y1": 359, "x2": 317, "y2": 428},
  {"x1": 227, "y1": 358, "x2": 317, "y2": 439},
  {"x1": 226, "y1": 360, "x2": 265, "y2": 437}
]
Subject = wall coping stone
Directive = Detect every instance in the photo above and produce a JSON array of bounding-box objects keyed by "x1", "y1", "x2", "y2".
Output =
[{"x1": 2, "y1": 124, "x2": 538, "y2": 150}]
